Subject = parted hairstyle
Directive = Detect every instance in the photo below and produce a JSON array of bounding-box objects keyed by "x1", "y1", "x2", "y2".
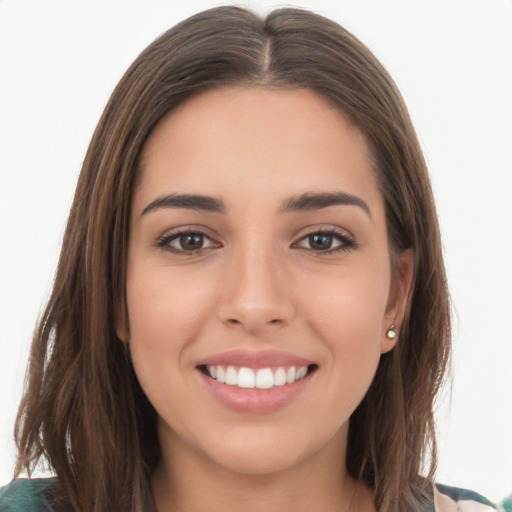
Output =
[{"x1": 14, "y1": 6, "x2": 451, "y2": 512}]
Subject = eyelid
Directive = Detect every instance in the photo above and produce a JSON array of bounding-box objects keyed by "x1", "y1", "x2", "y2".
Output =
[
  {"x1": 291, "y1": 226, "x2": 356, "y2": 254},
  {"x1": 156, "y1": 225, "x2": 223, "y2": 254}
]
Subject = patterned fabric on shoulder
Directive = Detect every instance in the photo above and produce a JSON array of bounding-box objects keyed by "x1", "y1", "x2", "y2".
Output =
[
  {"x1": 497, "y1": 493, "x2": 512, "y2": 512},
  {"x1": 1, "y1": 477, "x2": 510, "y2": 511},
  {"x1": 434, "y1": 483, "x2": 508, "y2": 512},
  {"x1": 0, "y1": 478, "x2": 56, "y2": 512}
]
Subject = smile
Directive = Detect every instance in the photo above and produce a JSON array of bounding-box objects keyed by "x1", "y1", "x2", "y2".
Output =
[
  {"x1": 204, "y1": 365, "x2": 311, "y2": 389},
  {"x1": 196, "y1": 350, "x2": 318, "y2": 413}
]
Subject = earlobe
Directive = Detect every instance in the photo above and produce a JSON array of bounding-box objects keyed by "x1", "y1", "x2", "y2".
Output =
[
  {"x1": 115, "y1": 304, "x2": 129, "y2": 343},
  {"x1": 386, "y1": 324, "x2": 397, "y2": 340},
  {"x1": 116, "y1": 323, "x2": 129, "y2": 343},
  {"x1": 381, "y1": 325, "x2": 398, "y2": 353},
  {"x1": 381, "y1": 248, "x2": 415, "y2": 354}
]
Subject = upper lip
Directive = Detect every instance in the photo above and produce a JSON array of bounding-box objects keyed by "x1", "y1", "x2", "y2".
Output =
[{"x1": 196, "y1": 349, "x2": 315, "y2": 369}]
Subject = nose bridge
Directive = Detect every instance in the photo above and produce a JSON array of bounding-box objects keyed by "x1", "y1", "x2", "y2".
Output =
[{"x1": 218, "y1": 232, "x2": 295, "y2": 332}]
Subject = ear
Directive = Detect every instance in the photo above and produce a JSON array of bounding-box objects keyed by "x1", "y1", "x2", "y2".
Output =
[
  {"x1": 115, "y1": 302, "x2": 129, "y2": 343},
  {"x1": 381, "y1": 248, "x2": 414, "y2": 354}
]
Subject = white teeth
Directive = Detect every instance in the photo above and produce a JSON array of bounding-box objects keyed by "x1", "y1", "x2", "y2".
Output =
[
  {"x1": 225, "y1": 366, "x2": 237, "y2": 385},
  {"x1": 255, "y1": 368, "x2": 274, "y2": 389},
  {"x1": 296, "y1": 366, "x2": 307, "y2": 379},
  {"x1": 237, "y1": 367, "x2": 255, "y2": 388},
  {"x1": 205, "y1": 364, "x2": 310, "y2": 389},
  {"x1": 216, "y1": 366, "x2": 226, "y2": 383},
  {"x1": 274, "y1": 367, "x2": 287, "y2": 386}
]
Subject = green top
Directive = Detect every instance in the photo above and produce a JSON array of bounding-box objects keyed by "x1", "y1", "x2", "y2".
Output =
[
  {"x1": 0, "y1": 478, "x2": 510, "y2": 511},
  {"x1": 0, "y1": 479, "x2": 54, "y2": 512}
]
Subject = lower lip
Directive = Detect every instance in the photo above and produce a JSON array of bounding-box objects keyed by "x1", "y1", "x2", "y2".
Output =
[{"x1": 198, "y1": 370, "x2": 312, "y2": 413}]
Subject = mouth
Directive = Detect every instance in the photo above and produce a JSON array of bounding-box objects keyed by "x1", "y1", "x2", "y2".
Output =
[
  {"x1": 196, "y1": 349, "x2": 318, "y2": 413},
  {"x1": 198, "y1": 364, "x2": 318, "y2": 390}
]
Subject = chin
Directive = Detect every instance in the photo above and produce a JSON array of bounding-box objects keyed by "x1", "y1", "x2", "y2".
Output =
[
  {"x1": 209, "y1": 445, "x2": 308, "y2": 476},
  {"x1": 196, "y1": 423, "x2": 342, "y2": 477}
]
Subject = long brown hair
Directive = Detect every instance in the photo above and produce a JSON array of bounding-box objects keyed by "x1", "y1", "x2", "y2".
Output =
[{"x1": 15, "y1": 6, "x2": 451, "y2": 511}]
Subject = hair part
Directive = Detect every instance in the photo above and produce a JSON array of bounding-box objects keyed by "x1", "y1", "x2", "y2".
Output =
[{"x1": 15, "y1": 6, "x2": 451, "y2": 512}]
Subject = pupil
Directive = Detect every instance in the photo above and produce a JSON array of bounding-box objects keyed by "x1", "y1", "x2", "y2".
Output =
[
  {"x1": 180, "y1": 233, "x2": 203, "y2": 250},
  {"x1": 310, "y1": 234, "x2": 332, "y2": 250}
]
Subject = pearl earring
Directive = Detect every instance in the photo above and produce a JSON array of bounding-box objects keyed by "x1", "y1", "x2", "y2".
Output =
[{"x1": 386, "y1": 324, "x2": 397, "y2": 339}]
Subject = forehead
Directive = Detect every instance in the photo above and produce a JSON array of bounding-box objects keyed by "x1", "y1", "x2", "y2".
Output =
[{"x1": 136, "y1": 86, "x2": 382, "y2": 215}]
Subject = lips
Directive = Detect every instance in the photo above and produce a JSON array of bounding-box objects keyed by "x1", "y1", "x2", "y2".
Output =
[
  {"x1": 197, "y1": 349, "x2": 314, "y2": 369},
  {"x1": 196, "y1": 350, "x2": 317, "y2": 413}
]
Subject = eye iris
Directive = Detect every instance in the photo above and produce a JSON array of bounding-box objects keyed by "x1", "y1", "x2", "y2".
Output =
[
  {"x1": 309, "y1": 233, "x2": 333, "y2": 251},
  {"x1": 179, "y1": 233, "x2": 204, "y2": 250}
]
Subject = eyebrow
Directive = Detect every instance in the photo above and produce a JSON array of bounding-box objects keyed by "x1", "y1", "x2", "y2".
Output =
[
  {"x1": 141, "y1": 191, "x2": 371, "y2": 218},
  {"x1": 141, "y1": 194, "x2": 226, "y2": 216},
  {"x1": 279, "y1": 192, "x2": 371, "y2": 218}
]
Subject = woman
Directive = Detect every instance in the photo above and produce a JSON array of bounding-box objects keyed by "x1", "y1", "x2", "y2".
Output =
[{"x1": 0, "y1": 6, "x2": 506, "y2": 512}]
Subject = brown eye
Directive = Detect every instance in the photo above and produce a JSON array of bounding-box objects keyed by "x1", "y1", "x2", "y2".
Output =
[
  {"x1": 177, "y1": 233, "x2": 205, "y2": 251},
  {"x1": 158, "y1": 231, "x2": 218, "y2": 254},
  {"x1": 308, "y1": 233, "x2": 335, "y2": 251},
  {"x1": 297, "y1": 232, "x2": 342, "y2": 252},
  {"x1": 294, "y1": 230, "x2": 355, "y2": 254}
]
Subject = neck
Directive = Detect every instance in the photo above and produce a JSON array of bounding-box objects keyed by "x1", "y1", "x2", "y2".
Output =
[{"x1": 151, "y1": 425, "x2": 359, "y2": 512}]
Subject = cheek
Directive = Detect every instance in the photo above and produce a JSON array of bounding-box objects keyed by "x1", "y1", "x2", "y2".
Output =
[
  {"x1": 126, "y1": 263, "x2": 217, "y2": 350},
  {"x1": 124, "y1": 265, "x2": 219, "y2": 421},
  {"x1": 300, "y1": 264, "x2": 390, "y2": 390},
  {"x1": 123, "y1": 263, "x2": 223, "y2": 414},
  {"x1": 304, "y1": 263, "x2": 390, "y2": 338}
]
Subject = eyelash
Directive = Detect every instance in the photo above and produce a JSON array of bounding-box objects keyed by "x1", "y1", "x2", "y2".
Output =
[
  {"x1": 292, "y1": 228, "x2": 356, "y2": 254},
  {"x1": 156, "y1": 229, "x2": 221, "y2": 254},
  {"x1": 156, "y1": 228, "x2": 356, "y2": 255}
]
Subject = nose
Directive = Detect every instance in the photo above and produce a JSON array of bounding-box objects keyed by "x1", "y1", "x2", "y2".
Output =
[{"x1": 217, "y1": 242, "x2": 296, "y2": 335}]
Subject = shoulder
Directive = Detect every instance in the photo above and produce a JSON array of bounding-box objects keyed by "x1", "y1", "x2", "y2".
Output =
[
  {"x1": 434, "y1": 483, "x2": 499, "y2": 511},
  {"x1": 0, "y1": 478, "x2": 57, "y2": 512},
  {"x1": 497, "y1": 493, "x2": 512, "y2": 512}
]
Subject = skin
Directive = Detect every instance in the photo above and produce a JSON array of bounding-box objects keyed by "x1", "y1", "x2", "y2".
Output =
[{"x1": 118, "y1": 87, "x2": 413, "y2": 512}]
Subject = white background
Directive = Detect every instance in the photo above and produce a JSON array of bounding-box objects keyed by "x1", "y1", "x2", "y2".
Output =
[{"x1": 1, "y1": 0, "x2": 511, "y2": 503}]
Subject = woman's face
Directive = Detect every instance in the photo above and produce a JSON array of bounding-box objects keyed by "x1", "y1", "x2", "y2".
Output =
[{"x1": 120, "y1": 87, "x2": 412, "y2": 477}]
